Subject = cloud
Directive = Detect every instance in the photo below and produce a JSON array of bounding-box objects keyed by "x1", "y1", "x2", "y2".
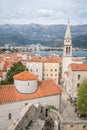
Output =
[
  {"x1": 37, "y1": 9, "x2": 54, "y2": 17},
  {"x1": 0, "y1": 0, "x2": 86, "y2": 25}
]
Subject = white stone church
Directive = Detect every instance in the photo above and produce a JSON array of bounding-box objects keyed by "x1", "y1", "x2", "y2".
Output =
[{"x1": 0, "y1": 71, "x2": 63, "y2": 130}]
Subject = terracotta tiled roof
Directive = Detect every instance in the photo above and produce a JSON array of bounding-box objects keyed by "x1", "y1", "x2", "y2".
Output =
[
  {"x1": 0, "y1": 57, "x2": 4, "y2": 62},
  {"x1": 70, "y1": 64, "x2": 87, "y2": 71},
  {"x1": 28, "y1": 56, "x2": 62, "y2": 63},
  {"x1": 0, "y1": 72, "x2": 3, "y2": 77},
  {"x1": 13, "y1": 71, "x2": 37, "y2": 80},
  {"x1": 72, "y1": 58, "x2": 82, "y2": 61},
  {"x1": 3, "y1": 61, "x2": 10, "y2": 71},
  {"x1": 0, "y1": 80, "x2": 63, "y2": 104}
]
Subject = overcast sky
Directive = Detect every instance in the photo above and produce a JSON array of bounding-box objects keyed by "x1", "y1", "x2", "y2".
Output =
[{"x1": 0, "y1": 0, "x2": 87, "y2": 25}]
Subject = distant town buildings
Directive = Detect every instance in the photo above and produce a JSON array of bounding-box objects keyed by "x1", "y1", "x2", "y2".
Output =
[{"x1": 0, "y1": 21, "x2": 87, "y2": 130}]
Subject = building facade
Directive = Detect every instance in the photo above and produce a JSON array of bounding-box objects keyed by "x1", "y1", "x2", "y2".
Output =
[{"x1": 64, "y1": 64, "x2": 87, "y2": 97}]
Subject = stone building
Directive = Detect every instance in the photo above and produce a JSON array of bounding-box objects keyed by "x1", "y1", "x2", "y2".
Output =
[
  {"x1": 63, "y1": 64, "x2": 87, "y2": 97},
  {"x1": 0, "y1": 71, "x2": 63, "y2": 130},
  {"x1": 26, "y1": 56, "x2": 62, "y2": 85}
]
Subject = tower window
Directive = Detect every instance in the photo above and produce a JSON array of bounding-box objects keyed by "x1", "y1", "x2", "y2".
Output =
[
  {"x1": 66, "y1": 47, "x2": 68, "y2": 54},
  {"x1": 69, "y1": 47, "x2": 70, "y2": 54},
  {"x1": 8, "y1": 113, "x2": 11, "y2": 120}
]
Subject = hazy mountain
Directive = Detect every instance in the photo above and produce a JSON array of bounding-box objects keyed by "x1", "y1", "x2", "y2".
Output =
[{"x1": 0, "y1": 24, "x2": 87, "y2": 48}]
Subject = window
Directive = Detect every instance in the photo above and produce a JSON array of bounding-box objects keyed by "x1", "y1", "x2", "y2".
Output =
[
  {"x1": 30, "y1": 69, "x2": 32, "y2": 72},
  {"x1": 78, "y1": 75, "x2": 80, "y2": 80},
  {"x1": 55, "y1": 69, "x2": 57, "y2": 71},
  {"x1": 8, "y1": 113, "x2": 11, "y2": 120},
  {"x1": 47, "y1": 74, "x2": 48, "y2": 76},
  {"x1": 41, "y1": 107, "x2": 43, "y2": 113},
  {"x1": 77, "y1": 83, "x2": 80, "y2": 88},
  {"x1": 50, "y1": 74, "x2": 53, "y2": 76},
  {"x1": 28, "y1": 82, "x2": 29, "y2": 86},
  {"x1": 51, "y1": 69, "x2": 53, "y2": 71},
  {"x1": 36, "y1": 69, "x2": 38, "y2": 72},
  {"x1": 26, "y1": 115, "x2": 28, "y2": 119}
]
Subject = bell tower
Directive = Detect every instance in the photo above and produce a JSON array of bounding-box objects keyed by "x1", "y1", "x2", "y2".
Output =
[{"x1": 62, "y1": 21, "x2": 72, "y2": 75}]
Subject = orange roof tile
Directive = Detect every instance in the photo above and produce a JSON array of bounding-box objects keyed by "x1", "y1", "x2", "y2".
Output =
[
  {"x1": 13, "y1": 71, "x2": 37, "y2": 80},
  {"x1": 70, "y1": 64, "x2": 87, "y2": 71},
  {"x1": 0, "y1": 72, "x2": 3, "y2": 77},
  {"x1": 3, "y1": 61, "x2": 10, "y2": 71},
  {"x1": 0, "y1": 57, "x2": 4, "y2": 62},
  {"x1": 28, "y1": 56, "x2": 62, "y2": 63},
  {"x1": 0, "y1": 80, "x2": 63, "y2": 104}
]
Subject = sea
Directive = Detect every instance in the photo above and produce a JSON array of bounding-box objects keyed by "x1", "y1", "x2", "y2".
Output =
[{"x1": 30, "y1": 51, "x2": 87, "y2": 64}]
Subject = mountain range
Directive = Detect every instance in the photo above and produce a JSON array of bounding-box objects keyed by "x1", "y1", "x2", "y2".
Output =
[{"x1": 0, "y1": 24, "x2": 87, "y2": 48}]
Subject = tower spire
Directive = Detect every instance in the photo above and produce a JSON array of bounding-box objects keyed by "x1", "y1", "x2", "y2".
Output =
[{"x1": 64, "y1": 20, "x2": 71, "y2": 40}]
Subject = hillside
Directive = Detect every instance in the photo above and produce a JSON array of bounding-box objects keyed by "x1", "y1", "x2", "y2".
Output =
[{"x1": 0, "y1": 24, "x2": 87, "y2": 48}]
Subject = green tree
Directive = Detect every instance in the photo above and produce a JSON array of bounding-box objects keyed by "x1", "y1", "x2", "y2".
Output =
[
  {"x1": 6, "y1": 61, "x2": 26, "y2": 84},
  {"x1": 77, "y1": 80, "x2": 87, "y2": 116}
]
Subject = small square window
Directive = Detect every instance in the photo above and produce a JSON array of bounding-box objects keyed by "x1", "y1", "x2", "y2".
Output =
[
  {"x1": 8, "y1": 113, "x2": 11, "y2": 120},
  {"x1": 36, "y1": 69, "x2": 38, "y2": 72},
  {"x1": 78, "y1": 75, "x2": 80, "y2": 80}
]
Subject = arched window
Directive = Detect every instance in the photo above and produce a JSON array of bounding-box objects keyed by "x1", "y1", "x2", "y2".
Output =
[
  {"x1": 69, "y1": 47, "x2": 70, "y2": 54},
  {"x1": 66, "y1": 47, "x2": 68, "y2": 54}
]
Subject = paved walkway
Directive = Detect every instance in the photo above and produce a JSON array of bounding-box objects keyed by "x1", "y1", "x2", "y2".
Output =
[{"x1": 60, "y1": 90, "x2": 79, "y2": 120}]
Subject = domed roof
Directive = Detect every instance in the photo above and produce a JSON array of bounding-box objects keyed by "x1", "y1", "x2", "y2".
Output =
[{"x1": 13, "y1": 71, "x2": 37, "y2": 80}]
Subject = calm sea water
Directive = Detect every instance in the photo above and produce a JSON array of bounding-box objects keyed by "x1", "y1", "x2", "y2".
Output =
[
  {"x1": 31, "y1": 51, "x2": 87, "y2": 57},
  {"x1": 30, "y1": 51, "x2": 87, "y2": 64}
]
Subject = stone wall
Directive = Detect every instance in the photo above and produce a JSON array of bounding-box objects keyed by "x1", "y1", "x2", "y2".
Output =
[
  {"x1": 60, "y1": 121, "x2": 87, "y2": 130},
  {"x1": 49, "y1": 109, "x2": 87, "y2": 130},
  {"x1": 8, "y1": 104, "x2": 41, "y2": 130},
  {"x1": 0, "y1": 94, "x2": 60, "y2": 130}
]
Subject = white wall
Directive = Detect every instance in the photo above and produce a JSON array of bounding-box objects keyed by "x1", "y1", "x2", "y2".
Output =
[
  {"x1": 14, "y1": 79, "x2": 38, "y2": 94},
  {"x1": 26, "y1": 62, "x2": 43, "y2": 81},
  {"x1": 0, "y1": 94, "x2": 61, "y2": 130}
]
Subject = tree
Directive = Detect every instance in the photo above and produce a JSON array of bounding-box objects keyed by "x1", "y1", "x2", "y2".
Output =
[
  {"x1": 77, "y1": 80, "x2": 87, "y2": 116},
  {"x1": 6, "y1": 61, "x2": 26, "y2": 84}
]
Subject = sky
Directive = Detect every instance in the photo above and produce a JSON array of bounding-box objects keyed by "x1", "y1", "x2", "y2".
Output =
[{"x1": 0, "y1": 0, "x2": 87, "y2": 25}]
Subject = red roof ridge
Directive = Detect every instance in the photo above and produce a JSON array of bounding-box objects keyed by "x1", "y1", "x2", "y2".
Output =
[
  {"x1": 13, "y1": 71, "x2": 37, "y2": 80},
  {"x1": 70, "y1": 63, "x2": 87, "y2": 71}
]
